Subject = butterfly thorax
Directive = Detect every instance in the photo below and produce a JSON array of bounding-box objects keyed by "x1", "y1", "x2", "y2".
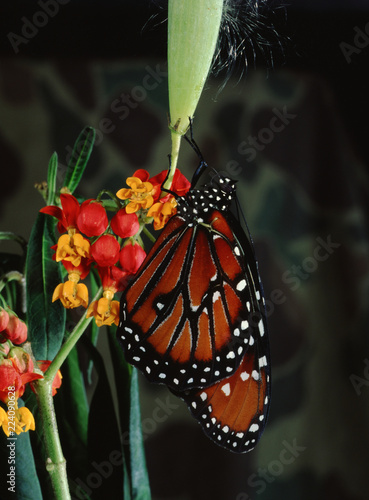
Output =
[{"x1": 176, "y1": 176, "x2": 237, "y2": 224}]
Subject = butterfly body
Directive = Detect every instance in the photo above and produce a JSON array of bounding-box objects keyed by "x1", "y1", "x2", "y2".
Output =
[{"x1": 118, "y1": 166, "x2": 270, "y2": 453}]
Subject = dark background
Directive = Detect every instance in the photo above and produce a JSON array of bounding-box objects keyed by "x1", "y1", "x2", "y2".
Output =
[{"x1": 1, "y1": 1, "x2": 369, "y2": 500}]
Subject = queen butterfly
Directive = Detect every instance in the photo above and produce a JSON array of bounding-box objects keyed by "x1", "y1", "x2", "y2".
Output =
[{"x1": 117, "y1": 138, "x2": 270, "y2": 453}]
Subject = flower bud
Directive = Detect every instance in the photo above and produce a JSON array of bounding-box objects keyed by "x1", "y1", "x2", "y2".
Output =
[
  {"x1": 91, "y1": 234, "x2": 120, "y2": 267},
  {"x1": 77, "y1": 200, "x2": 108, "y2": 237},
  {"x1": 119, "y1": 241, "x2": 146, "y2": 275},
  {"x1": 2, "y1": 316, "x2": 27, "y2": 345},
  {"x1": 0, "y1": 309, "x2": 9, "y2": 332},
  {"x1": 111, "y1": 209, "x2": 139, "y2": 238}
]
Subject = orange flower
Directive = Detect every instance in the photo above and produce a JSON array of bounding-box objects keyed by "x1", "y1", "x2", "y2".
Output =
[
  {"x1": 55, "y1": 233, "x2": 90, "y2": 267},
  {"x1": 87, "y1": 290, "x2": 120, "y2": 327},
  {"x1": 116, "y1": 177, "x2": 154, "y2": 213},
  {"x1": 0, "y1": 405, "x2": 35, "y2": 436},
  {"x1": 147, "y1": 197, "x2": 177, "y2": 230},
  {"x1": 52, "y1": 272, "x2": 89, "y2": 309}
]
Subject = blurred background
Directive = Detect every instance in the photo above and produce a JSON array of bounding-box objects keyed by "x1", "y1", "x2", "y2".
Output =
[{"x1": 1, "y1": 1, "x2": 369, "y2": 499}]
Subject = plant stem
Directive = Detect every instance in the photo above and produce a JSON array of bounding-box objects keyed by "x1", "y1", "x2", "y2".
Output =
[
  {"x1": 34, "y1": 378, "x2": 71, "y2": 500},
  {"x1": 163, "y1": 131, "x2": 182, "y2": 191},
  {"x1": 45, "y1": 286, "x2": 102, "y2": 384}
]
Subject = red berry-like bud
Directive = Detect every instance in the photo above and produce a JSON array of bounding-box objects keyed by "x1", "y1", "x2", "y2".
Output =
[
  {"x1": 77, "y1": 200, "x2": 108, "y2": 237},
  {"x1": 91, "y1": 235, "x2": 120, "y2": 267},
  {"x1": 111, "y1": 209, "x2": 139, "y2": 238},
  {"x1": 119, "y1": 241, "x2": 146, "y2": 274},
  {"x1": 0, "y1": 309, "x2": 9, "y2": 332},
  {"x1": 2, "y1": 316, "x2": 28, "y2": 345}
]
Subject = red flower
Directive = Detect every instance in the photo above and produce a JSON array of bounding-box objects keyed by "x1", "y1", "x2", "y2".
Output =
[
  {"x1": 119, "y1": 241, "x2": 146, "y2": 275},
  {"x1": 1, "y1": 316, "x2": 27, "y2": 345},
  {"x1": 77, "y1": 200, "x2": 108, "y2": 237},
  {"x1": 40, "y1": 193, "x2": 80, "y2": 233},
  {"x1": 0, "y1": 361, "x2": 42, "y2": 403},
  {"x1": 91, "y1": 235, "x2": 120, "y2": 267},
  {"x1": 0, "y1": 309, "x2": 9, "y2": 332},
  {"x1": 98, "y1": 265, "x2": 130, "y2": 293},
  {"x1": 149, "y1": 169, "x2": 191, "y2": 198},
  {"x1": 110, "y1": 209, "x2": 139, "y2": 238}
]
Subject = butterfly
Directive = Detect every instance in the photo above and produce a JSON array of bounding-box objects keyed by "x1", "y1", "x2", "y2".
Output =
[{"x1": 117, "y1": 137, "x2": 270, "y2": 453}]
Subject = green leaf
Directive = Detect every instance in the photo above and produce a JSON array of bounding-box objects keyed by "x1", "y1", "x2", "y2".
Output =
[
  {"x1": 64, "y1": 127, "x2": 96, "y2": 194},
  {"x1": 108, "y1": 331, "x2": 132, "y2": 469},
  {"x1": 82, "y1": 336, "x2": 127, "y2": 500},
  {"x1": 46, "y1": 152, "x2": 58, "y2": 206},
  {"x1": 25, "y1": 213, "x2": 66, "y2": 360},
  {"x1": 0, "y1": 405, "x2": 43, "y2": 500},
  {"x1": 108, "y1": 332, "x2": 151, "y2": 499},
  {"x1": 129, "y1": 369, "x2": 151, "y2": 500}
]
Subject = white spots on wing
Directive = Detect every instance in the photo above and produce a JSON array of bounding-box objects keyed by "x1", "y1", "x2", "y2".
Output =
[
  {"x1": 212, "y1": 291, "x2": 221, "y2": 303},
  {"x1": 236, "y1": 279, "x2": 247, "y2": 291},
  {"x1": 249, "y1": 335, "x2": 255, "y2": 346},
  {"x1": 252, "y1": 370, "x2": 260, "y2": 381},
  {"x1": 222, "y1": 425, "x2": 230, "y2": 433},
  {"x1": 246, "y1": 301, "x2": 251, "y2": 312},
  {"x1": 256, "y1": 290, "x2": 261, "y2": 301},
  {"x1": 240, "y1": 371, "x2": 250, "y2": 381},
  {"x1": 157, "y1": 302, "x2": 164, "y2": 310},
  {"x1": 125, "y1": 327, "x2": 133, "y2": 333},
  {"x1": 226, "y1": 351, "x2": 235, "y2": 359},
  {"x1": 241, "y1": 320, "x2": 248, "y2": 330},
  {"x1": 200, "y1": 392, "x2": 207, "y2": 401},
  {"x1": 259, "y1": 356, "x2": 267, "y2": 368},
  {"x1": 221, "y1": 383, "x2": 231, "y2": 396},
  {"x1": 249, "y1": 423, "x2": 259, "y2": 433},
  {"x1": 159, "y1": 373, "x2": 166, "y2": 379},
  {"x1": 258, "y1": 319, "x2": 265, "y2": 337},
  {"x1": 234, "y1": 328, "x2": 240, "y2": 337},
  {"x1": 234, "y1": 245, "x2": 241, "y2": 256}
]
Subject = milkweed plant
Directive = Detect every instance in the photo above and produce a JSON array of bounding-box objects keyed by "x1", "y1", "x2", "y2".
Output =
[{"x1": 0, "y1": 1, "x2": 226, "y2": 498}]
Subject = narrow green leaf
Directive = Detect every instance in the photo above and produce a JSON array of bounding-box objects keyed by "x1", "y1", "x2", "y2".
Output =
[
  {"x1": 82, "y1": 337, "x2": 127, "y2": 499},
  {"x1": 25, "y1": 213, "x2": 66, "y2": 360},
  {"x1": 47, "y1": 152, "x2": 59, "y2": 206},
  {"x1": 64, "y1": 127, "x2": 96, "y2": 194},
  {"x1": 129, "y1": 369, "x2": 151, "y2": 500},
  {"x1": 0, "y1": 232, "x2": 27, "y2": 251},
  {"x1": 108, "y1": 331, "x2": 132, "y2": 500}
]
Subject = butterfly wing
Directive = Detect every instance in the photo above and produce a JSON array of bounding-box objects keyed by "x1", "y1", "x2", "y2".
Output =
[
  {"x1": 118, "y1": 205, "x2": 266, "y2": 392},
  {"x1": 173, "y1": 333, "x2": 270, "y2": 453}
]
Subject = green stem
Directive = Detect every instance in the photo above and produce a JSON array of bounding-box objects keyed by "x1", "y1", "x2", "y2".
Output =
[
  {"x1": 44, "y1": 286, "x2": 102, "y2": 385},
  {"x1": 163, "y1": 131, "x2": 182, "y2": 191},
  {"x1": 34, "y1": 378, "x2": 71, "y2": 500},
  {"x1": 0, "y1": 271, "x2": 24, "y2": 294},
  {"x1": 0, "y1": 231, "x2": 28, "y2": 251}
]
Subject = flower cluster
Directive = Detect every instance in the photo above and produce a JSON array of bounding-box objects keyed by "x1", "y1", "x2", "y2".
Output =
[
  {"x1": 0, "y1": 307, "x2": 62, "y2": 436},
  {"x1": 40, "y1": 168, "x2": 190, "y2": 327}
]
